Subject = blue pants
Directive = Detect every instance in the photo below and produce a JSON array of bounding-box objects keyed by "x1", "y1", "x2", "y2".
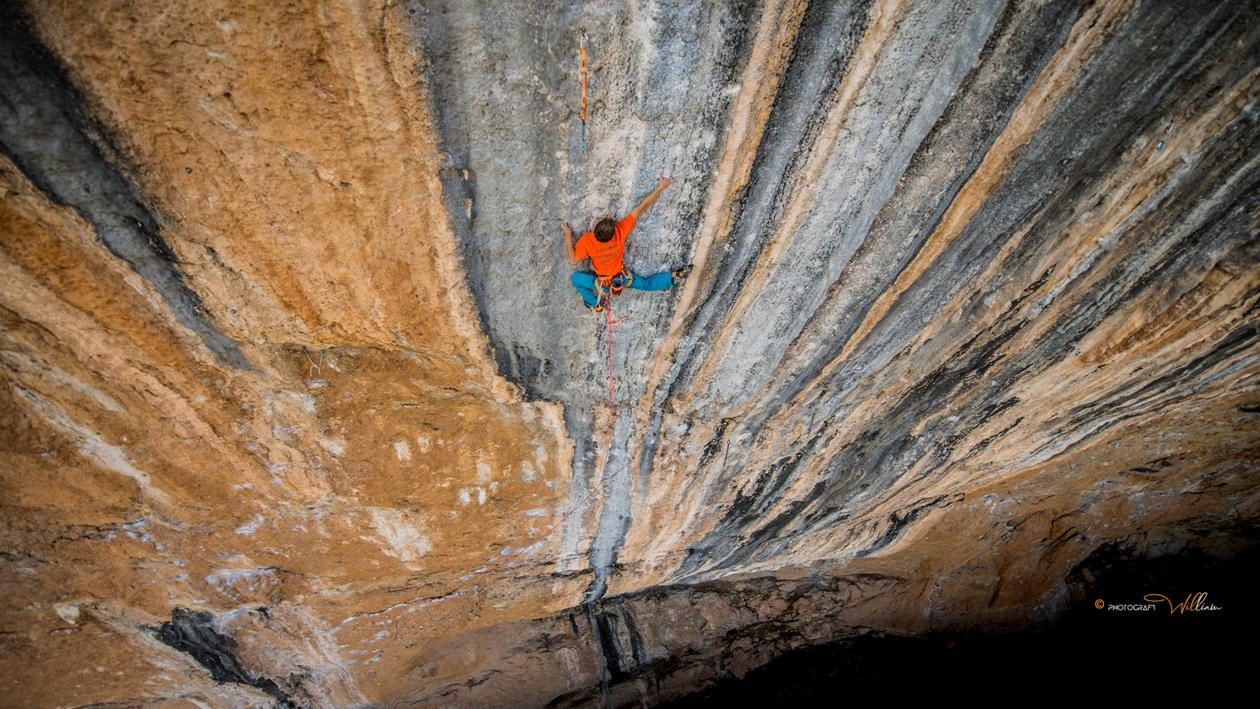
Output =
[{"x1": 571, "y1": 270, "x2": 673, "y2": 307}]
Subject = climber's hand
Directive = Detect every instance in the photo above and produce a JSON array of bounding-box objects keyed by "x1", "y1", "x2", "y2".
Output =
[
  {"x1": 632, "y1": 177, "x2": 672, "y2": 219},
  {"x1": 562, "y1": 222, "x2": 580, "y2": 264}
]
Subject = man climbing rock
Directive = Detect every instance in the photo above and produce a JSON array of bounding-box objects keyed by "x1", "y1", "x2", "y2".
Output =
[{"x1": 563, "y1": 174, "x2": 691, "y2": 312}]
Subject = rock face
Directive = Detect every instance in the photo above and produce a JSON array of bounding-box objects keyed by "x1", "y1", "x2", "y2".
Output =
[{"x1": 1, "y1": 0, "x2": 1256, "y2": 705}]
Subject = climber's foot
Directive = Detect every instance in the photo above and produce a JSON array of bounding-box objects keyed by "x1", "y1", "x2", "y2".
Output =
[{"x1": 672, "y1": 264, "x2": 693, "y2": 282}]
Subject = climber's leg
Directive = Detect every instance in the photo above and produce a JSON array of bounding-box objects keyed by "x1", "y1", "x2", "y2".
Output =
[
  {"x1": 571, "y1": 271, "x2": 602, "y2": 307},
  {"x1": 627, "y1": 270, "x2": 673, "y2": 291}
]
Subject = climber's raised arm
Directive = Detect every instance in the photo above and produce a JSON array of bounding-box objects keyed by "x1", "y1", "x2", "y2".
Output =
[{"x1": 629, "y1": 173, "x2": 673, "y2": 220}]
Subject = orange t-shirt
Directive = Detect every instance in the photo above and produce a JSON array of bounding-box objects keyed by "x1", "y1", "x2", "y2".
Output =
[{"x1": 575, "y1": 213, "x2": 636, "y2": 277}]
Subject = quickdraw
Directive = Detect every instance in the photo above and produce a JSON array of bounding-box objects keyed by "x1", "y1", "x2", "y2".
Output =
[{"x1": 579, "y1": 30, "x2": 589, "y2": 150}]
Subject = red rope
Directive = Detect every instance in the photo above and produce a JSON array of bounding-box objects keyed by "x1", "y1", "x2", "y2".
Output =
[{"x1": 606, "y1": 291, "x2": 614, "y2": 420}]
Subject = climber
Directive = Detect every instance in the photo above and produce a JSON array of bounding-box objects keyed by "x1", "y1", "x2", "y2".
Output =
[{"x1": 563, "y1": 174, "x2": 692, "y2": 312}]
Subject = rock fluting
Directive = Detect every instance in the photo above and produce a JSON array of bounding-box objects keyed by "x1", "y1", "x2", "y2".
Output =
[{"x1": 1, "y1": 0, "x2": 1257, "y2": 706}]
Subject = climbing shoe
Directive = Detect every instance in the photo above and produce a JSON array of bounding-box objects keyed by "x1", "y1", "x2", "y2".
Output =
[{"x1": 672, "y1": 264, "x2": 693, "y2": 281}]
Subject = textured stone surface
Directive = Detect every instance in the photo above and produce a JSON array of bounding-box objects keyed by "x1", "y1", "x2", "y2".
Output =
[{"x1": 1, "y1": 0, "x2": 1257, "y2": 706}]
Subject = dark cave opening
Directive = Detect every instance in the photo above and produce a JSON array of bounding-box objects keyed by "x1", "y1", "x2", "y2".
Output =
[{"x1": 665, "y1": 540, "x2": 1256, "y2": 705}]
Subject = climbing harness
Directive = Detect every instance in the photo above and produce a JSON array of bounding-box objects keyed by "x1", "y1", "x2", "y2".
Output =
[
  {"x1": 579, "y1": 30, "x2": 589, "y2": 150},
  {"x1": 595, "y1": 269, "x2": 632, "y2": 297}
]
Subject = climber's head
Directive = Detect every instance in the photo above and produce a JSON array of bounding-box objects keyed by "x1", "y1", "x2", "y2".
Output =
[{"x1": 594, "y1": 216, "x2": 616, "y2": 243}]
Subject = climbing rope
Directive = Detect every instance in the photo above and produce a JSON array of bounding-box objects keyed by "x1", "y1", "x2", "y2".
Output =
[
  {"x1": 579, "y1": 30, "x2": 589, "y2": 150},
  {"x1": 563, "y1": 280, "x2": 632, "y2": 517},
  {"x1": 606, "y1": 290, "x2": 614, "y2": 419},
  {"x1": 595, "y1": 271, "x2": 631, "y2": 426}
]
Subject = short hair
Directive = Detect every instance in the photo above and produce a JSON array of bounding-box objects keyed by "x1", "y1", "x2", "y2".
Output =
[{"x1": 594, "y1": 217, "x2": 616, "y2": 242}]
